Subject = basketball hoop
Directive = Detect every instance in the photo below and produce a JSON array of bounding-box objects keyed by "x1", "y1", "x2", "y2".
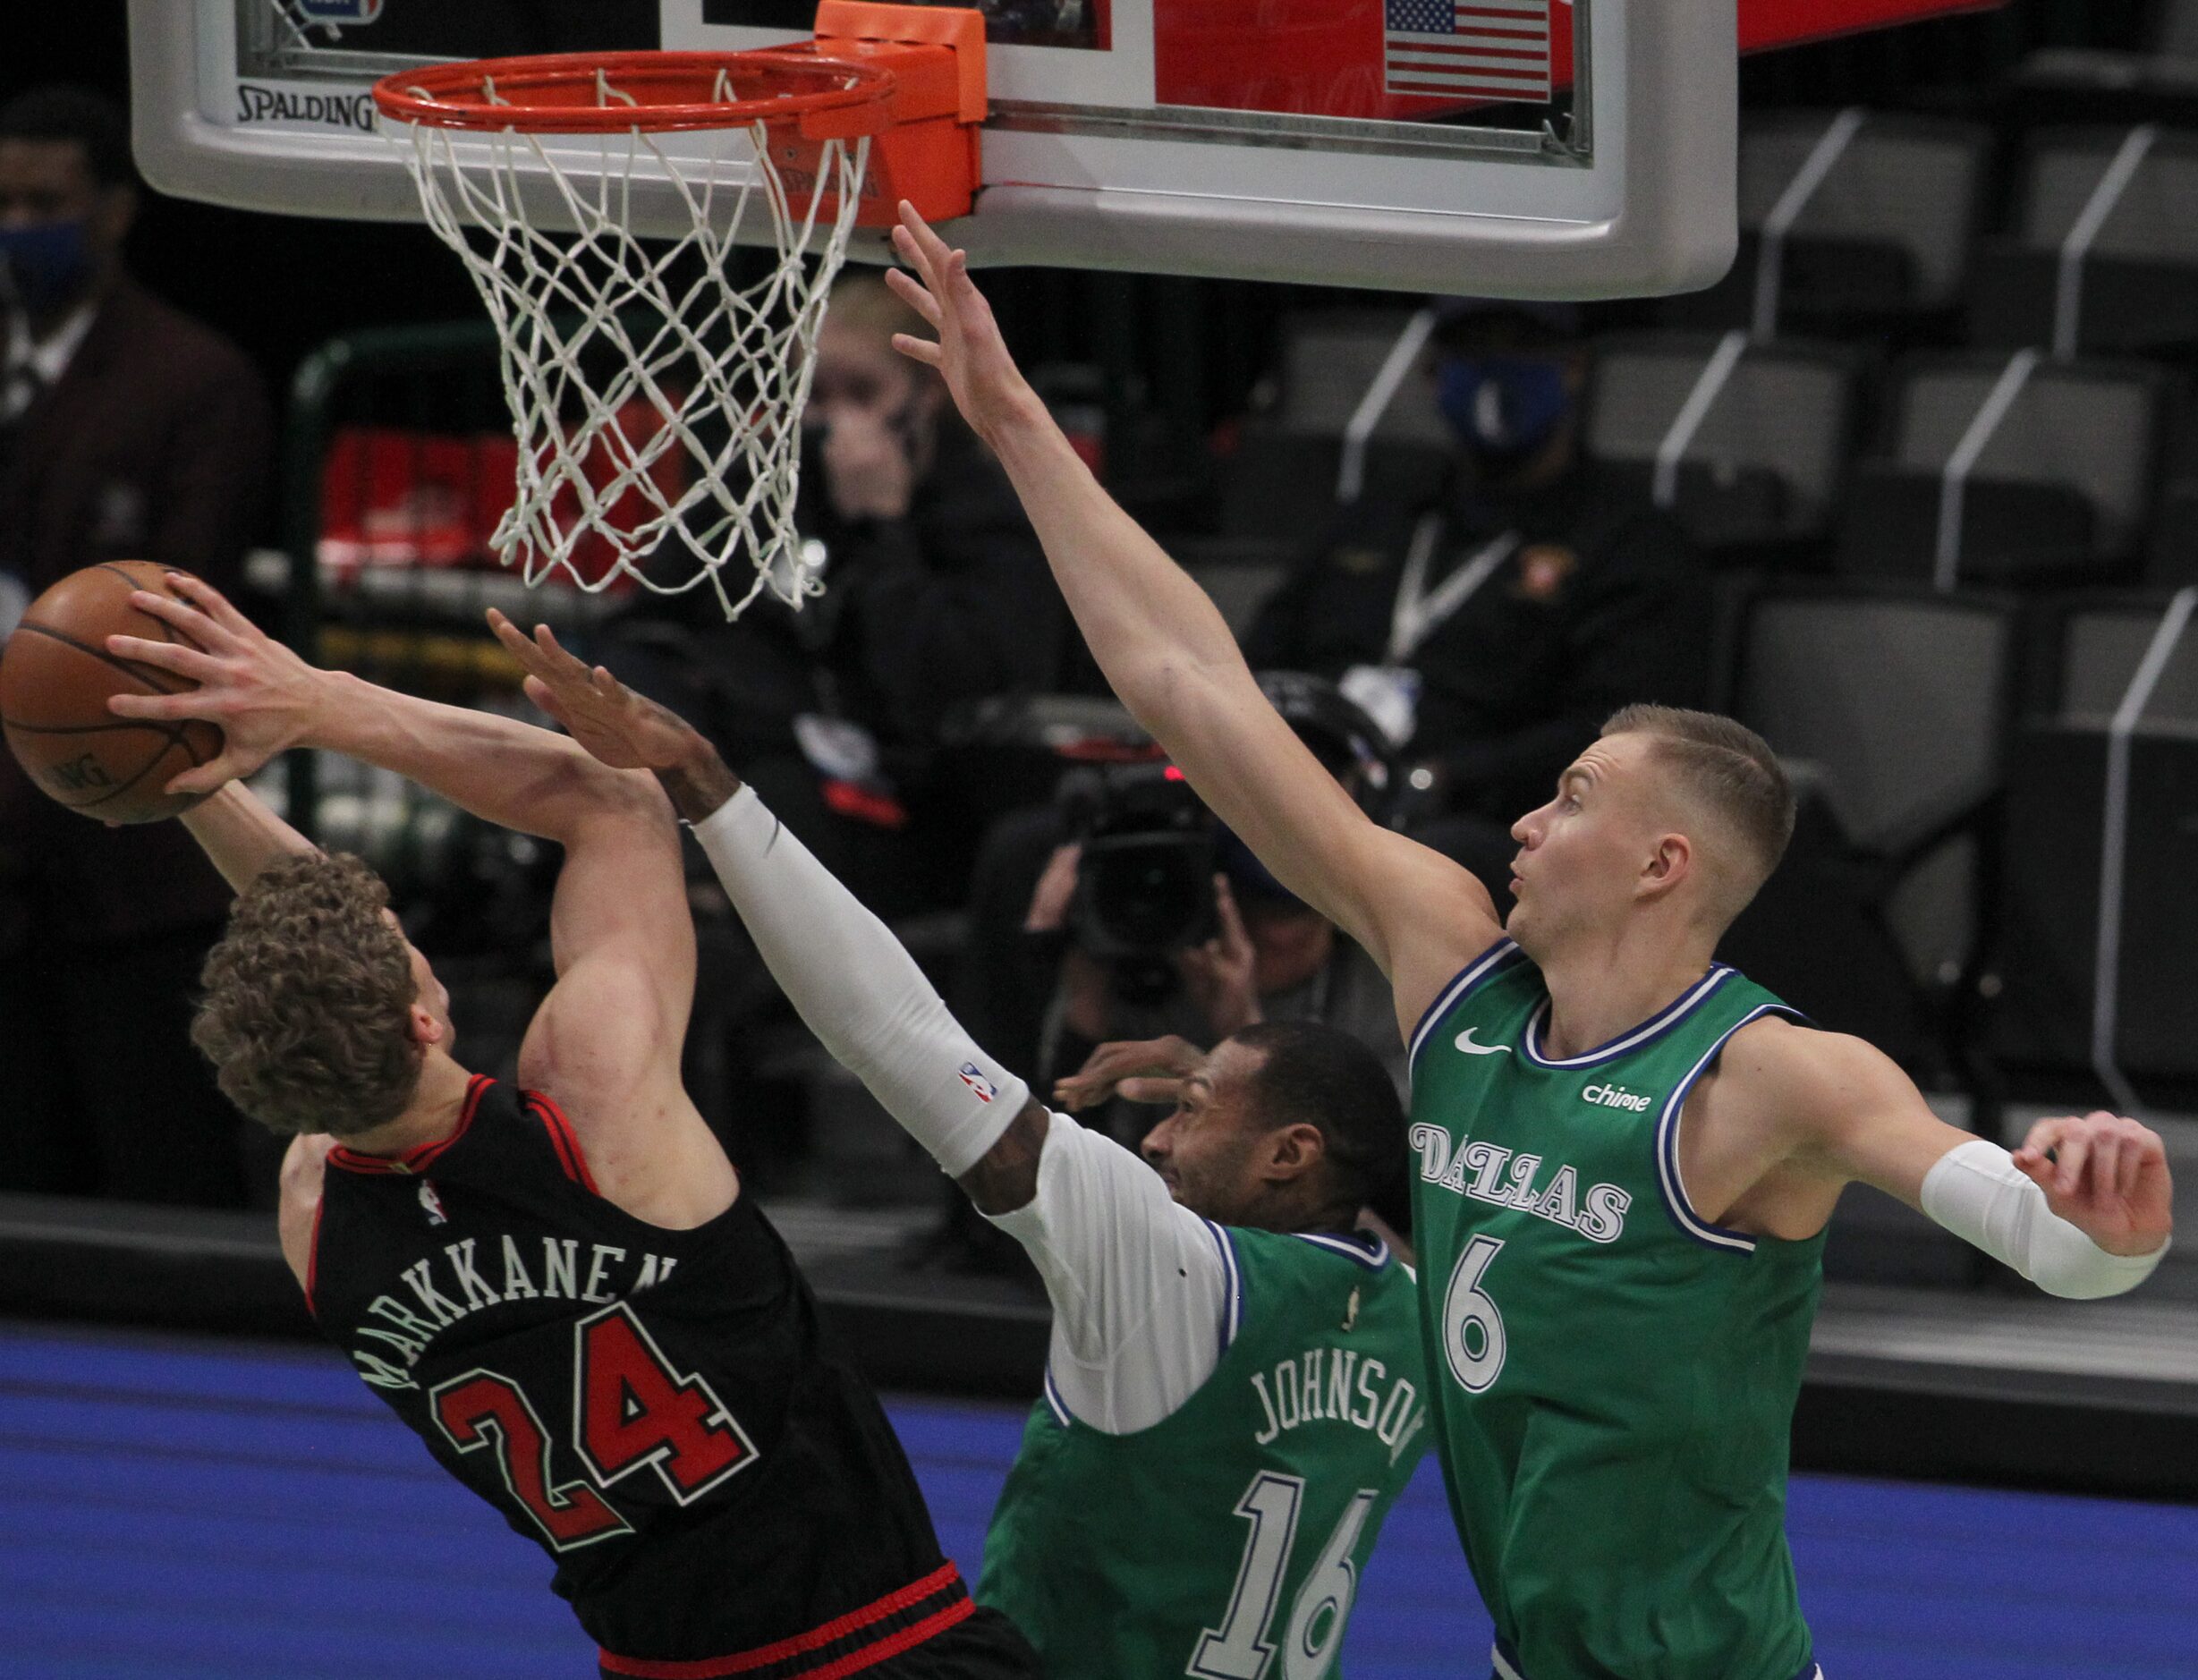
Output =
[{"x1": 370, "y1": 4, "x2": 985, "y2": 618}]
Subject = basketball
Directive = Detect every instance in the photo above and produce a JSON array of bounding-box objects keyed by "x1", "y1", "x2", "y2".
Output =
[{"x1": 0, "y1": 562, "x2": 225, "y2": 826}]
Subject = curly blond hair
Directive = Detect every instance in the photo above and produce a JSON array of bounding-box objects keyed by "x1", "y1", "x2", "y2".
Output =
[{"x1": 192, "y1": 853, "x2": 424, "y2": 1137}]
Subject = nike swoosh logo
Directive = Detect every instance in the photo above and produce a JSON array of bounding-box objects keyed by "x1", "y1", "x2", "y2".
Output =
[{"x1": 1454, "y1": 1028, "x2": 1512, "y2": 1056}]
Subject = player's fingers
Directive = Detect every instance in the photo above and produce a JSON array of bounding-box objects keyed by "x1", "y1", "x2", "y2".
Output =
[
  {"x1": 891, "y1": 331, "x2": 944, "y2": 369},
  {"x1": 106, "y1": 689, "x2": 207, "y2": 721},
  {"x1": 883, "y1": 264, "x2": 942, "y2": 327},
  {"x1": 125, "y1": 587, "x2": 232, "y2": 651},
  {"x1": 2052, "y1": 1129, "x2": 2092, "y2": 1198},
  {"x1": 160, "y1": 572, "x2": 255, "y2": 639},
  {"x1": 521, "y1": 674, "x2": 574, "y2": 729},
  {"x1": 2116, "y1": 1126, "x2": 2146, "y2": 1203},
  {"x1": 892, "y1": 205, "x2": 946, "y2": 290},
  {"x1": 105, "y1": 632, "x2": 221, "y2": 682},
  {"x1": 2010, "y1": 1146, "x2": 2055, "y2": 1191},
  {"x1": 2017, "y1": 1115, "x2": 2076, "y2": 1162},
  {"x1": 1117, "y1": 1076, "x2": 1187, "y2": 1106},
  {"x1": 2083, "y1": 1132, "x2": 2124, "y2": 1203},
  {"x1": 164, "y1": 755, "x2": 245, "y2": 797}
]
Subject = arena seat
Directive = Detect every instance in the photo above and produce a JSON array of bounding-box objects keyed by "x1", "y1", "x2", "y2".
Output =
[
  {"x1": 1663, "y1": 110, "x2": 1991, "y2": 339},
  {"x1": 1582, "y1": 331, "x2": 1865, "y2": 559},
  {"x1": 1968, "y1": 125, "x2": 2198, "y2": 357},
  {"x1": 1832, "y1": 351, "x2": 2173, "y2": 588},
  {"x1": 1988, "y1": 590, "x2": 2198, "y2": 1103},
  {"x1": 1715, "y1": 581, "x2": 2020, "y2": 1083}
]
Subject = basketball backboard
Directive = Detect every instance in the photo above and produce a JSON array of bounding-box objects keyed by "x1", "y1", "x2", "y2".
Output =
[{"x1": 128, "y1": 0, "x2": 2002, "y2": 298}]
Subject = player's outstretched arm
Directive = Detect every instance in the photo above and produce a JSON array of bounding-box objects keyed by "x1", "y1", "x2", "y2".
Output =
[
  {"x1": 107, "y1": 580, "x2": 698, "y2": 1183},
  {"x1": 885, "y1": 206, "x2": 1501, "y2": 1020},
  {"x1": 488, "y1": 612, "x2": 1043, "y2": 1205},
  {"x1": 1757, "y1": 1025, "x2": 2171, "y2": 1297}
]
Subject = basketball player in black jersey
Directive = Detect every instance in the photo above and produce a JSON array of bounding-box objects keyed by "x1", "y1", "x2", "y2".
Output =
[{"x1": 102, "y1": 573, "x2": 1040, "y2": 1680}]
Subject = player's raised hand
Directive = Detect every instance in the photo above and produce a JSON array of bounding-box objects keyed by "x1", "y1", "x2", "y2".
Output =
[
  {"x1": 104, "y1": 572, "x2": 331, "y2": 794},
  {"x1": 885, "y1": 201, "x2": 1035, "y2": 443},
  {"x1": 485, "y1": 610, "x2": 699, "y2": 773},
  {"x1": 2012, "y1": 1110, "x2": 2174, "y2": 1258},
  {"x1": 1054, "y1": 1034, "x2": 1205, "y2": 1112}
]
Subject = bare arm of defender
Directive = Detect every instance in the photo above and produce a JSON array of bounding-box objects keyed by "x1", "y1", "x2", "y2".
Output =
[
  {"x1": 491, "y1": 615, "x2": 1233, "y2": 1430},
  {"x1": 1689, "y1": 1019, "x2": 2169, "y2": 1296},
  {"x1": 883, "y1": 206, "x2": 1502, "y2": 1031},
  {"x1": 104, "y1": 580, "x2": 718, "y2": 1225}
]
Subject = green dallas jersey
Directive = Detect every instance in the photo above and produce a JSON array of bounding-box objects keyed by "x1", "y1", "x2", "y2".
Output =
[
  {"x1": 979, "y1": 1225, "x2": 1430, "y2": 1680},
  {"x1": 1407, "y1": 939, "x2": 1824, "y2": 1680}
]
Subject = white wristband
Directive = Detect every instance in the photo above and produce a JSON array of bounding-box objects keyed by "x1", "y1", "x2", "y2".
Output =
[
  {"x1": 1920, "y1": 1138, "x2": 2168, "y2": 1300},
  {"x1": 690, "y1": 785, "x2": 1025, "y2": 1178}
]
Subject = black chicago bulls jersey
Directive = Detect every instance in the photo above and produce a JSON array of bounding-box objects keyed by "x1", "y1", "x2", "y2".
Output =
[{"x1": 309, "y1": 1076, "x2": 975, "y2": 1676}]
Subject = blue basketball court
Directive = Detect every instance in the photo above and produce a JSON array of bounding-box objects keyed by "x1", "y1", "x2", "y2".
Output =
[{"x1": 2, "y1": 1322, "x2": 2193, "y2": 1679}]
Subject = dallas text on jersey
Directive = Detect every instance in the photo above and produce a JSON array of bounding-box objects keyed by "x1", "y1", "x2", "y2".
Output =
[{"x1": 1407, "y1": 1124, "x2": 1634, "y2": 1244}]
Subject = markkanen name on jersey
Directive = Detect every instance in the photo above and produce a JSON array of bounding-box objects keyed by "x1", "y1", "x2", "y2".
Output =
[
  {"x1": 1409, "y1": 1124, "x2": 1634, "y2": 1243},
  {"x1": 344, "y1": 1235, "x2": 681, "y2": 1389}
]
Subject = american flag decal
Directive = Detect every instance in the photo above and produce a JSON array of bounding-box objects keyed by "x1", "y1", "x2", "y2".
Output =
[{"x1": 1384, "y1": 0, "x2": 1553, "y2": 104}]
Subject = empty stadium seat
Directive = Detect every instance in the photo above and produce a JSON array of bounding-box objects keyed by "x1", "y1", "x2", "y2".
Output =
[
  {"x1": 1716, "y1": 582, "x2": 2020, "y2": 1078},
  {"x1": 1582, "y1": 331, "x2": 1863, "y2": 556},
  {"x1": 1969, "y1": 126, "x2": 2198, "y2": 357},
  {"x1": 1665, "y1": 110, "x2": 1991, "y2": 337},
  {"x1": 2007, "y1": 2, "x2": 2198, "y2": 128},
  {"x1": 1833, "y1": 352, "x2": 2172, "y2": 588},
  {"x1": 1988, "y1": 590, "x2": 2198, "y2": 1101}
]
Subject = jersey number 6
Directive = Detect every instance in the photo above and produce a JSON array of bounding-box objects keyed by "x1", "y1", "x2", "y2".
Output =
[
  {"x1": 431, "y1": 1301, "x2": 760, "y2": 1551},
  {"x1": 1441, "y1": 1235, "x2": 1506, "y2": 1394}
]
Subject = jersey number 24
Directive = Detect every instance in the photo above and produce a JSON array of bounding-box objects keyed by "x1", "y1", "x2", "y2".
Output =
[{"x1": 429, "y1": 1301, "x2": 759, "y2": 1550}]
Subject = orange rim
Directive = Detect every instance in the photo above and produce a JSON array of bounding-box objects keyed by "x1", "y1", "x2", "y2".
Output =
[{"x1": 371, "y1": 49, "x2": 898, "y2": 135}]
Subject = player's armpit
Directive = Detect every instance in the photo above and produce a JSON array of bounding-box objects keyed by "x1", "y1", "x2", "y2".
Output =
[
  {"x1": 276, "y1": 1134, "x2": 332, "y2": 1294},
  {"x1": 957, "y1": 1098, "x2": 1051, "y2": 1216}
]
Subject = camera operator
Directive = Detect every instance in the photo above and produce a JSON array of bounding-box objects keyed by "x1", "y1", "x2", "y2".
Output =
[{"x1": 956, "y1": 675, "x2": 1405, "y2": 1152}]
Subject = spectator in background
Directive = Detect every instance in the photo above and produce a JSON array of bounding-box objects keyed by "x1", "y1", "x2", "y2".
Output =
[
  {"x1": 1243, "y1": 298, "x2": 1710, "y2": 906},
  {"x1": 600, "y1": 271, "x2": 1064, "y2": 920},
  {"x1": 957, "y1": 674, "x2": 1405, "y2": 1131},
  {"x1": 0, "y1": 85, "x2": 273, "y2": 1205}
]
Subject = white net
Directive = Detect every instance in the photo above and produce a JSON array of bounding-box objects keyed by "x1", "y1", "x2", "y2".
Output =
[{"x1": 389, "y1": 79, "x2": 870, "y2": 619}]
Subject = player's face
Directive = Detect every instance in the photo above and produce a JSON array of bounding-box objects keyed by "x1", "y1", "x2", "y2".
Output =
[
  {"x1": 1139, "y1": 1039, "x2": 1269, "y2": 1225},
  {"x1": 1505, "y1": 734, "x2": 1666, "y2": 954},
  {"x1": 383, "y1": 909, "x2": 454, "y2": 1048}
]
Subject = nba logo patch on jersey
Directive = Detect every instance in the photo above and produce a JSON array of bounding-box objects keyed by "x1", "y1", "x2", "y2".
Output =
[
  {"x1": 418, "y1": 1181, "x2": 447, "y2": 1226},
  {"x1": 958, "y1": 1065, "x2": 998, "y2": 1103}
]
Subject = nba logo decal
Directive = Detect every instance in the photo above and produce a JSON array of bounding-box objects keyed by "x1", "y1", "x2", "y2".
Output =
[
  {"x1": 958, "y1": 1064, "x2": 998, "y2": 1103},
  {"x1": 293, "y1": 0, "x2": 384, "y2": 22},
  {"x1": 419, "y1": 1181, "x2": 448, "y2": 1226}
]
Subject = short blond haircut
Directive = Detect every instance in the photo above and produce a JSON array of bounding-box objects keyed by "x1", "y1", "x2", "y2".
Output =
[
  {"x1": 193, "y1": 853, "x2": 423, "y2": 1137},
  {"x1": 1601, "y1": 704, "x2": 1795, "y2": 917}
]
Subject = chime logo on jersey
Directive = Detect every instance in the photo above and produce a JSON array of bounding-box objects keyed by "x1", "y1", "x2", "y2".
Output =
[
  {"x1": 958, "y1": 1064, "x2": 998, "y2": 1103},
  {"x1": 419, "y1": 1181, "x2": 447, "y2": 1226}
]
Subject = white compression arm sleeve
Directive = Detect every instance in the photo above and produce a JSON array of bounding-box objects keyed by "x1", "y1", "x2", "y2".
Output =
[
  {"x1": 690, "y1": 785, "x2": 1025, "y2": 1178},
  {"x1": 1920, "y1": 1138, "x2": 2168, "y2": 1300}
]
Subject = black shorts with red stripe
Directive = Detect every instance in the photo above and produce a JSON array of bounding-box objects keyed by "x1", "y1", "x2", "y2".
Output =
[{"x1": 597, "y1": 1565, "x2": 1039, "y2": 1680}]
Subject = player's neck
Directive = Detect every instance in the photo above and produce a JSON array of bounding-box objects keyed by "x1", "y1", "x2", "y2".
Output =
[
  {"x1": 342, "y1": 1055, "x2": 479, "y2": 1158},
  {"x1": 1533, "y1": 933, "x2": 1719, "y2": 1062}
]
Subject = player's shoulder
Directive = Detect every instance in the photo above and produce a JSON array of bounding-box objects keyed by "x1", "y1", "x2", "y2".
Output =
[{"x1": 1711, "y1": 1015, "x2": 1913, "y2": 1133}]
